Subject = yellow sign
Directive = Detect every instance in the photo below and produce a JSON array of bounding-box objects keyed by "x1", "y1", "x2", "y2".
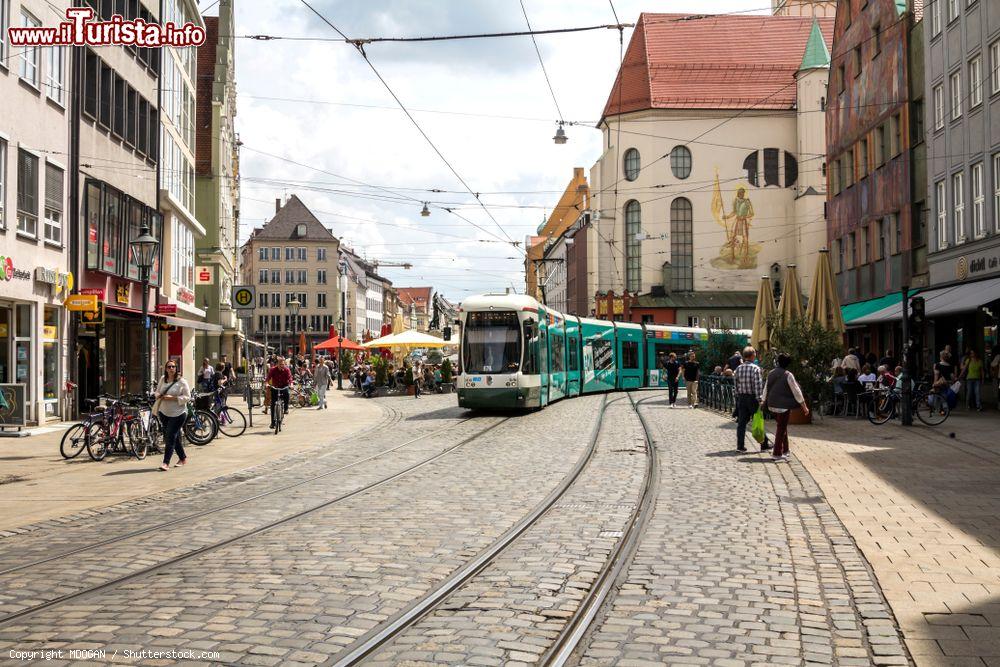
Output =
[
  {"x1": 232, "y1": 286, "x2": 254, "y2": 308},
  {"x1": 65, "y1": 294, "x2": 99, "y2": 312},
  {"x1": 115, "y1": 283, "x2": 130, "y2": 305},
  {"x1": 0, "y1": 324, "x2": 7, "y2": 338},
  {"x1": 43, "y1": 325, "x2": 58, "y2": 340},
  {"x1": 81, "y1": 302, "x2": 105, "y2": 326}
]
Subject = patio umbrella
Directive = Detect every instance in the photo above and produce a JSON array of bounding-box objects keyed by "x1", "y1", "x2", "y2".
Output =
[
  {"x1": 363, "y1": 329, "x2": 448, "y2": 349},
  {"x1": 778, "y1": 263, "x2": 804, "y2": 323},
  {"x1": 315, "y1": 336, "x2": 366, "y2": 351},
  {"x1": 751, "y1": 275, "x2": 777, "y2": 351},
  {"x1": 805, "y1": 248, "x2": 846, "y2": 335}
]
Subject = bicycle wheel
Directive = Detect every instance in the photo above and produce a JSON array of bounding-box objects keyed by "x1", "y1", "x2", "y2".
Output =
[
  {"x1": 126, "y1": 420, "x2": 148, "y2": 460},
  {"x1": 915, "y1": 392, "x2": 949, "y2": 426},
  {"x1": 273, "y1": 400, "x2": 283, "y2": 435},
  {"x1": 60, "y1": 423, "x2": 88, "y2": 459},
  {"x1": 86, "y1": 421, "x2": 110, "y2": 461},
  {"x1": 867, "y1": 394, "x2": 894, "y2": 425},
  {"x1": 184, "y1": 410, "x2": 219, "y2": 445},
  {"x1": 217, "y1": 406, "x2": 247, "y2": 437},
  {"x1": 147, "y1": 414, "x2": 163, "y2": 453}
]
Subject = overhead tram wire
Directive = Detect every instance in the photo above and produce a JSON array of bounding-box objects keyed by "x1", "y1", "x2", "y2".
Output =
[
  {"x1": 297, "y1": 0, "x2": 523, "y2": 253},
  {"x1": 240, "y1": 22, "x2": 633, "y2": 45},
  {"x1": 519, "y1": 0, "x2": 565, "y2": 124}
]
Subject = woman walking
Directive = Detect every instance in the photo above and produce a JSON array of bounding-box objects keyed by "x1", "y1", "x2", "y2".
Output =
[
  {"x1": 761, "y1": 353, "x2": 810, "y2": 462},
  {"x1": 314, "y1": 359, "x2": 331, "y2": 410},
  {"x1": 961, "y1": 350, "x2": 983, "y2": 411},
  {"x1": 153, "y1": 361, "x2": 191, "y2": 471}
]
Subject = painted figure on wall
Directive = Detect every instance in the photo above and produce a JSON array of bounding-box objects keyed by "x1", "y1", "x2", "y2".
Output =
[{"x1": 711, "y1": 172, "x2": 762, "y2": 270}]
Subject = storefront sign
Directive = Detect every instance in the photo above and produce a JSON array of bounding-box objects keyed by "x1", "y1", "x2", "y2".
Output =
[
  {"x1": 65, "y1": 294, "x2": 99, "y2": 312},
  {"x1": 115, "y1": 283, "x2": 131, "y2": 305},
  {"x1": 196, "y1": 266, "x2": 214, "y2": 285},
  {"x1": 0, "y1": 256, "x2": 30, "y2": 282},
  {"x1": 156, "y1": 303, "x2": 178, "y2": 315},
  {"x1": 0, "y1": 384, "x2": 27, "y2": 428},
  {"x1": 43, "y1": 325, "x2": 58, "y2": 340},
  {"x1": 81, "y1": 302, "x2": 105, "y2": 325},
  {"x1": 34, "y1": 268, "x2": 74, "y2": 296},
  {"x1": 177, "y1": 287, "x2": 195, "y2": 305},
  {"x1": 81, "y1": 287, "x2": 105, "y2": 300}
]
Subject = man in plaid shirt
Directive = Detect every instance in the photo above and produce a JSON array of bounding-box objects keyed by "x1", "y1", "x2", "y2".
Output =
[{"x1": 734, "y1": 346, "x2": 771, "y2": 452}]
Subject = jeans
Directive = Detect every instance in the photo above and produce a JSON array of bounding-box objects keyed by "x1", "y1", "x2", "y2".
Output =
[
  {"x1": 772, "y1": 411, "x2": 791, "y2": 457},
  {"x1": 966, "y1": 379, "x2": 982, "y2": 409},
  {"x1": 270, "y1": 387, "x2": 289, "y2": 426},
  {"x1": 667, "y1": 378, "x2": 679, "y2": 405},
  {"x1": 687, "y1": 380, "x2": 699, "y2": 406},
  {"x1": 316, "y1": 385, "x2": 327, "y2": 408},
  {"x1": 159, "y1": 412, "x2": 187, "y2": 465},
  {"x1": 735, "y1": 394, "x2": 758, "y2": 450}
]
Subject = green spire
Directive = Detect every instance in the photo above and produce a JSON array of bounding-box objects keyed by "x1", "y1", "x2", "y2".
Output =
[
  {"x1": 799, "y1": 19, "x2": 831, "y2": 71},
  {"x1": 895, "y1": 0, "x2": 907, "y2": 15}
]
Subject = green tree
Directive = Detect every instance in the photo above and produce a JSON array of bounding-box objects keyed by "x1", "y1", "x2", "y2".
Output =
[
  {"x1": 699, "y1": 328, "x2": 746, "y2": 373},
  {"x1": 339, "y1": 350, "x2": 355, "y2": 377},
  {"x1": 441, "y1": 358, "x2": 453, "y2": 383},
  {"x1": 372, "y1": 356, "x2": 388, "y2": 386},
  {"x1": 762, "y1": 314, "x2": 844, "y2": 403},
  {"x1": 404, "y1": 366, "x2": 414, "y2": 387}
]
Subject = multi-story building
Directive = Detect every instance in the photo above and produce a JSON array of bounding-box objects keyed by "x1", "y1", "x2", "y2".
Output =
[
  {"x1": 194, "y1": 0, "x2": 240, "y2": 365},
  {"x1": 591, "y1": 11, "x2": 832, "y2": 327},
  {"x1": 339, "y1": 249, "x2": 367, "y2": 341},
  {"x1": 382, "y1": 284, "x2": 399, "y2": 334},
  {"x1": 240, "y1": 196, "x2": 340, "y2": 355},
  {"x1": 397, "y1": 287, "x2": 433, "y2": 332},
  {"x1": 827, "y1": 0, "x2": 926, "y2": 354},
  {"x1": 525, "y1": 168, "x2": 589, "y2": 302},
  {"x1": 74, "y1": 0, "x2": 165, "y2": 406},
  {"x1": 0, "y1": 0, "x2": 73, "y2": 423},
  {"x1": 921, "y1": 0, "x2": 1000, "y2": 370},
  {"x1": 156, "y1": 0, "x2": 211, "y2": 377}
]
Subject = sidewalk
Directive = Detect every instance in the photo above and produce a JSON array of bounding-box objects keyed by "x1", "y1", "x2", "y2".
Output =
[
  {"x1": 0, "y1": 389, "x2": 385, "y2": 533},
  {"x1": 789, "y1": 409, "x2": 1000, "y2": 667}
]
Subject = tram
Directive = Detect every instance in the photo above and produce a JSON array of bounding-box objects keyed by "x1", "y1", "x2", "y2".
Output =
[{"x1": 456, "y1": 293, "x2": 751, "y2": 410}]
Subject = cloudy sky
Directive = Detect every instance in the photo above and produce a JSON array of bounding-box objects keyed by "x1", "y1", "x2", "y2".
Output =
[{"x1": 226, "y1": 0, "x2": 767, "y2": 302}]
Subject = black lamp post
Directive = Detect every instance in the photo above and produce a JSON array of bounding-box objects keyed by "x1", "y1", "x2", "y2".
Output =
[
  {"x1": 288, "y1": 298, "x2": 301, "y2": 361},
  {"x1": 129, "y1": 224, "x2": 159, "y2": 393},
  {"x1": 336, "y1": 317, "x2": 345, "y2": 390}
]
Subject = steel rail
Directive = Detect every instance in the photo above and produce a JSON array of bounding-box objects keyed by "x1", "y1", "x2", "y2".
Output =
[
  {"x1": 0, "y1": 417, "x2": 512, "y2": 627},
  {"x1": 540, "y1": 391, "x2": 661, "y2": 667},
  {"x1": 328, "y1": 394, "x2": 613, "y2": 667}
]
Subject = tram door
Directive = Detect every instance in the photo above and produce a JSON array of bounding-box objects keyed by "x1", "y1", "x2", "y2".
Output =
[{"x1": 537, "y1": 307, "x2": 549, "y2": 407}]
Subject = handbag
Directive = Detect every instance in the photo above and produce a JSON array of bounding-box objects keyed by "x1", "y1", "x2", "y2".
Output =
[
  {"x1": 751, "y1": 409, "x2": 766, "y2": 444},
  {"x1": 950, "y1": 380, "x2": 962, "y2": 394},
  {"x1": 152, "y1": 380, "x2": 179, "y2": 414}
]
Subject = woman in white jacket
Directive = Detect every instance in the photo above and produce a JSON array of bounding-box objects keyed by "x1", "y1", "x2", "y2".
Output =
[{"x1": 153, "y1": 361, "x2": 191, "y2": 471}]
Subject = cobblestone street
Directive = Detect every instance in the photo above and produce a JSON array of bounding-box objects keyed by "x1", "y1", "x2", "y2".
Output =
[{"x1": 0, "y1": 390, "x2": 996, "y2": 666}]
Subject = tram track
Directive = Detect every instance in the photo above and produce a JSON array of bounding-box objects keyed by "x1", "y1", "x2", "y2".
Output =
[
  {"x1": 0, "y1": 414, "x2": 511, "y2": 627},
  {"x1": 329, "y1": 390, "x2": 661, "y2": 667}
]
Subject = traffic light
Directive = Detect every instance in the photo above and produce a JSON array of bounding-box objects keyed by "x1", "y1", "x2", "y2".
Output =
[
  {"x1": 81, "y1": 302, "x2": 105, "y2": 326},
  {"x1": 443, "y1": 326, "x2": 451, "y2": 341}
]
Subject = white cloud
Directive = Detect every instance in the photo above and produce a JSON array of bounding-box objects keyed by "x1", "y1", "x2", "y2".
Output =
[{"x1": 231, "y1": 0, "x2": 766, "y2": 301}]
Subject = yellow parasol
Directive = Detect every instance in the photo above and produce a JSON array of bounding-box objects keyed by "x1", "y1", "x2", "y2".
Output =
[
  {"x1": 363, "y1": 329, "x2": 448, "y2": 349},
  {"x1": 805, "y1": 248, "x2": 846, "y2": 335},
  {"x1": 778, "y1": 263, "x2": 804, "y2": 323},
  {"x1": 751, "y1": 275, "x2": 777, "y2": 351}
]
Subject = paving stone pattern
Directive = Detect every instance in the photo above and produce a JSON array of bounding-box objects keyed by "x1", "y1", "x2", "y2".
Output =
[
  {"x1": 0, "y1": 395, "x2": 603, "y2": 666},
  {"x1": 363, "y1": 393, "x2": 650, "y2": 666},
  {"x1": 577, "y1": 397, "x2": 909, "y2": 667}
]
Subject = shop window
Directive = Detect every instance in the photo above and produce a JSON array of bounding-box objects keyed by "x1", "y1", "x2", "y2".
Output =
[
  {"x1": 85, "y1": 181, "x2": 101, "y2": 269},
  {"x1": 43, "y1": 309, "x2": 59, "y2": 408},
  {"x1": 101, "y1": 187, "x2": 122, "y2": 274},
  {"x1": 0, "y1": 138, "x2": 7, "y2": 229},
  {"x1": 124, "y1": 198, "x2": 143, "y2": 279},
  {"x1": 44, "y1": 163, "x2": 64, "y2": 245},
  {"x1": 16, "y1": 149, "x2": 39, "y2": 236}
]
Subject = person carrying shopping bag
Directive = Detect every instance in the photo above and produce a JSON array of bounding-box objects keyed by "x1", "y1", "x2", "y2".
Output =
[{"x1": 762, "y1": 353, "x2": 810, "y2": 463}]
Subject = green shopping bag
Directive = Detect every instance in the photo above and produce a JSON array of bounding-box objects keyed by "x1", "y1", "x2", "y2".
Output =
[
  {"x1": 309, "y1": 390, "x2": 319, "y2": 406},
  {"x1": 751, "y1": 410, "x2": 766, "y2": 444}
]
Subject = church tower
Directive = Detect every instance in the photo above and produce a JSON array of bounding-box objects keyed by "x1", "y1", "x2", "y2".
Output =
[{"x1": 773, "y1": 0, "x2": 836, "y2": 17}]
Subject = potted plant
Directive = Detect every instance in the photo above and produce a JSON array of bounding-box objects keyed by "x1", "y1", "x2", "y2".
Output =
[
  {"x1": 404, "y1": 366, "x2": 415, "y2": 395},
  {"x1": 762, "y1": 314, "x2": 844, "y2": 424},
  {"x1": 339, "y1": 350, "x2": 355, "y2": 380},
  {"x1": 440, "y1": 358, "x2": 454, "y2": 393}
]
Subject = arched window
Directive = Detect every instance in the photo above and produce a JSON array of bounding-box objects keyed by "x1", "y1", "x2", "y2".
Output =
[
  {"x1": 669, "y1": 198, "x2": 693, "y2": 292},
  {"x1": 623, "y1": 148, "x2": 641, "y2": 181},
  {"x1": 784, "y1": 151, "x2": 798, "y2": 187},
  {"x1": 624, "y1": 200, "x2": 642, "y2": 293},
  {"x1": 743, "y1": 151, "x2": 759, "y2": 186},
  {"x1": 670, "y1": 145, "x2": 692, "y2": 179}
]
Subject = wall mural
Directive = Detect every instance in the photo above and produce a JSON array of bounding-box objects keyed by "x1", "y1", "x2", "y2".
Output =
[{"x1": 710, "y1": 171, "x2": 762, "y2": 270}]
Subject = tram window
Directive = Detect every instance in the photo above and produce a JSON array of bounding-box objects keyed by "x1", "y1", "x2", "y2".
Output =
[
  {"x1": 551, "y1": 335, "x2": 565, "y2": 373},
  {"x1": 568, "y1": 341, "x2": 579, "y2": 371},
  {"x1": 622, "y1": 341, "x2": 639, "y2": 369},
  {"x1": 463, "y1": 311, "x2": 521, "y2": 374},
  {"x1": 522, "y1": 320, "x2": 537, "y2": 375}
]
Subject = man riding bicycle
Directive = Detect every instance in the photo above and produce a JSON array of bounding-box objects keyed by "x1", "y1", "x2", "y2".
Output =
[{"x1": 266, "y1": 356, "x2": 293, "y2": 429}]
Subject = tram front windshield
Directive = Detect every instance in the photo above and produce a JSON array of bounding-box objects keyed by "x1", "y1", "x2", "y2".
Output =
[{"x1": 463, "y1": 311, "x2": 521, "y2": 374}]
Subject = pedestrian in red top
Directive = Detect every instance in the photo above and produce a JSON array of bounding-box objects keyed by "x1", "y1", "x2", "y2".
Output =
[{"x1": 267, "y1": 357, "x2": 293, "y2": 429}]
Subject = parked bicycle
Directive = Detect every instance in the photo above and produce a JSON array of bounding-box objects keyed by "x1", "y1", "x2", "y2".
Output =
[
  {"x1": 86, "y1": 393, "x2": 158, "y2": 461},
  {"x1": 207, "y1": 388, "x2": 247, "y2": 438},
  {"x1": 866, "y1": 382, "x2": 950, "y2": 426},
  {"x1": 185, "y1": 395, "x2": 220, "y2": 445}
]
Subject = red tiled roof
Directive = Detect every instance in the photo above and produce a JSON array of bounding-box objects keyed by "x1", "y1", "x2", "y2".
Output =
[
  {"x1": 397, "y1": 287, "x2": 432, "y2": 307},
  {"x1": 602, "y1": 13, "x2": 834, "y2": 119}
]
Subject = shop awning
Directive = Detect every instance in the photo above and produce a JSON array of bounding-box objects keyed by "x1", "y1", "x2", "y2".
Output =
[
  {"x1": 162, "y1": 315, "x2": 224, "y2": 333},
  {"x1": 842, "y1": 291, "x2": 913, "y2": 325},
  {"x1": 850, "y1": 277, "x2": 1000, "y2": 325}
]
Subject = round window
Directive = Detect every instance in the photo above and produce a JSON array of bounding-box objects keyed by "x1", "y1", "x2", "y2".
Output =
[
  {"x1": 623, "y1": 148, "x2": 641, "y2": 181},
  {"x1": 670, "y1": 145, "x2": 692, "y2": 180}
]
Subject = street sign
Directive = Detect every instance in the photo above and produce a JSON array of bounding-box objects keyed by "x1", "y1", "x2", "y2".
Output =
[
  {"x1": 155, "y1": 303, "x2": 177, "y2": 315},
  {"x1": 65, "y1": 294, "x2": 98, "y2": 312},
  {"x1": 232, "y1": 285, "x2": 255, "y2": 310},
  {"x1": 81, "y1": 302, "x2": 105, "y2": 325},
  {"x1": 196, "y1": 266, "x2": 214, "y2": 285}
]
